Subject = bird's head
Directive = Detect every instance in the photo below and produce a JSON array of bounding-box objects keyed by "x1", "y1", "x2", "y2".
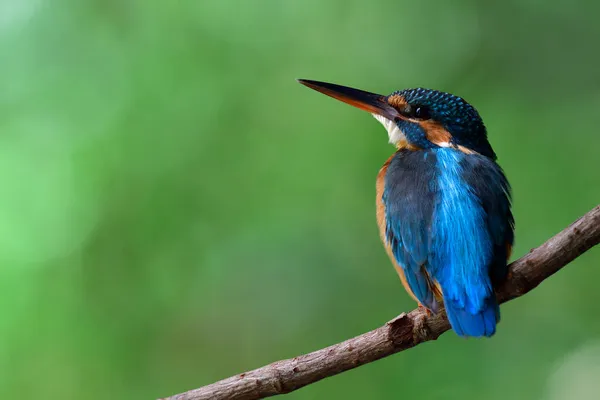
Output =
[{"x1": 298, "y1": 79, "x2": 495, "y2": 159}]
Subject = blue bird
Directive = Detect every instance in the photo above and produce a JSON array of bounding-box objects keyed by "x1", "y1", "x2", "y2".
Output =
[{"x1": 298, "y1": 79, "x2": 514, "y2": 337}]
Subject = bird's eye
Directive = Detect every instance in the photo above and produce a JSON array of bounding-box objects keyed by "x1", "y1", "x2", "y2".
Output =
[{"x1": 413, "y1": 106, "x2": 430, "y2": 119}]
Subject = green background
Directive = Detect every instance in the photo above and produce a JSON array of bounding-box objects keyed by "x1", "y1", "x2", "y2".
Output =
[{"x1": 1, "y1": 1, "x2": 599, "y2": 399}]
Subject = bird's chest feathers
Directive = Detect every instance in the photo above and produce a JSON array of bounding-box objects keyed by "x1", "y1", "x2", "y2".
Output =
[
  {"x1": 433, "y1": 151, "x2": 489, "y2": 249},
  {"x1": 377, "y1": 149, "x2": 488, "y2": 247}
]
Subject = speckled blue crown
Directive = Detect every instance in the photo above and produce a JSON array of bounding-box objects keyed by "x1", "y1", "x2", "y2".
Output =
[{"x1": 393, "y1": 88, "x2": 494, "y2": 159}]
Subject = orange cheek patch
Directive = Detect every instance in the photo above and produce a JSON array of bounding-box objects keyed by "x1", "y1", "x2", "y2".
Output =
[{"x1": 419, "y1": 120, "x2": 452, "y2": 145}]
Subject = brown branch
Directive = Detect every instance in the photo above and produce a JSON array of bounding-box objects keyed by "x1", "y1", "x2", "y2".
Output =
[{"x1": 161, "y1": 205, "x2": 600, "y2": 400}]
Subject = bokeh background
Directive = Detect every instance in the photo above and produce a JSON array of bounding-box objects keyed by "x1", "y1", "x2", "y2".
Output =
[{"x1": 1, "y1": 1, "x2": 599, "y2": 399}]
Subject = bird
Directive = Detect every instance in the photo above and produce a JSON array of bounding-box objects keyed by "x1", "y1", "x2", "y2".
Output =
[{"x1": 298, "y1": 79, "x2": 514, "y2": 337}]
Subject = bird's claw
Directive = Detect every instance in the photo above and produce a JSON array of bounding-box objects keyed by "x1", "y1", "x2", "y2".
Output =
[
  {"x1": 413, "y1": 307, "x2": 430, "y2": 343},
  {"x1": 418, "y1": 303, "x2": 432, "y2": 316}
]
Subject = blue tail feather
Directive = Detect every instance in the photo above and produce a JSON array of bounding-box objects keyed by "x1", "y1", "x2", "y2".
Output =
[{"x1": 445, "y1": 296, "x2": 499, "y2": 338}]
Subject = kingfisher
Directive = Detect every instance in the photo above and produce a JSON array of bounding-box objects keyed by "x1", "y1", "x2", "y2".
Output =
[{"x1": 298, "y1": 79, "x2": 514, "y2": 337}]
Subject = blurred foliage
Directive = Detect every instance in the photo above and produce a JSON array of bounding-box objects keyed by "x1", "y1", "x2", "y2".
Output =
[{"x1": 0, "y1": 0, "x2": 599, "y2": 399}]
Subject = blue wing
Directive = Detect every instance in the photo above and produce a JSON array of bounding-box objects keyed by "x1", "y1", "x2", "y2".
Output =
[
  {"x1": 460, "y1": 154, "x2": 514, "y2": 284},
  {"x1": 383, "y1": 150, "x2": 439, "y2": 311}
]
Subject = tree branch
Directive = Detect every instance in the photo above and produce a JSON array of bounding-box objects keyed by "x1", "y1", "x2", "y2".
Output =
[{"x1": 161, "y1": 205, "x2": 600, "y2": 400}]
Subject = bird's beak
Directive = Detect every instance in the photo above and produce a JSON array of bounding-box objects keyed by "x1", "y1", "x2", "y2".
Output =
[{"x1": 297, "y1": 79, "x2": 399, "y2": 121}]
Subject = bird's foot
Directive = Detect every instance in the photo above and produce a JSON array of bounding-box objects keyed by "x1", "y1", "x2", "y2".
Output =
[
  {"x1": 418, "y1": 303, "x2": 432, "y2": 316},
  {"x1": 413, "y1": 306, "x2": 431, "y2": 343}
]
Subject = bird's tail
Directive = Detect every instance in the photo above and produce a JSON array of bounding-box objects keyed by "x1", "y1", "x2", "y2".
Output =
[{"x1": 444, "y1": 296, "x2": 500, "y2": 338}]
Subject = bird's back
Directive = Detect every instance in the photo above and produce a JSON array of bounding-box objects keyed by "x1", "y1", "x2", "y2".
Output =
[{"x1": 378, "y1": 147, "x2": 514, "y2": 337}]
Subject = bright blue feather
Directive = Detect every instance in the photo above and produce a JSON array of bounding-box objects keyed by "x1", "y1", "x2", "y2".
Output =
[
  {"x1": 383, "y1": 148, "x2": 512, "y2": 337},
  {"x1": 433, "y1": 149, "x2": 492, "y2": 312},
  {"x1": 444, "y1": 299, "x2": 499, "y2": 337},
  {"x1": 431, "y1": 149, "x2": 498, "y2": 337}
]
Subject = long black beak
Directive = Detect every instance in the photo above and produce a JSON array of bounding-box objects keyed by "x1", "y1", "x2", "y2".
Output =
[{"x1": 297, "y1": 79, "x2": 399, "y2": 121}]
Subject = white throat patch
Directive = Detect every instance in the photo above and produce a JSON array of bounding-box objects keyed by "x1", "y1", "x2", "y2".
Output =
[{"x1": 371, "y1": 114, "x2": 406, "y2": 145}]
